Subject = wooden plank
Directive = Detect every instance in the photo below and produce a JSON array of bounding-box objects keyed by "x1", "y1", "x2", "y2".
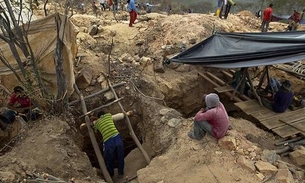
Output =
[
  {"x1": 198, "y1": 72, "x2": 243, "y2": 102},
  {"x1": 221, "y1": 70, "x2": 233, "y2": 81},
  {"x1": 214, "y1": 85, "x2": 235, "y2": 93},
  {"x1": 250, "y1": 108, "x2": 277, "y2": 120},
  {"x1": 272, "y1": 120, "x2": 305, "y2": 138},
  {"x1": 206, "y1": 72, "x2": 251, "y2": 101},
  {"x1": 234, "y1": 100, "x2": 264, "y2": 115},
  {"x1": 260, "y1": 109, "x2": 305, "y2": 129}
]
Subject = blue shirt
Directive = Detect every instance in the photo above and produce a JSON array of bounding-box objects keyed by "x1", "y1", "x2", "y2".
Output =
[
  {"x1": 127, "y1": 0, "x2": 138, "y2": 12},
  {"x1": 272, "y1": 89, "x2": 294, "y2": 113}
]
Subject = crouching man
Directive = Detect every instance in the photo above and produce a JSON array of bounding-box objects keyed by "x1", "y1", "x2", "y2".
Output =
[{"x1": 188, "y1": 93, "x2": 229, "y2": 140}]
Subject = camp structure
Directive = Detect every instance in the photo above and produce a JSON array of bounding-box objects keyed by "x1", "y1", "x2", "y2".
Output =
[
  {"x1": 0, "y1": 13, "x2": 77, "y2": 97},
  {"x1": 168, "y1": 31, "x2": 305, "y2": 68},
  {"x1": 168, "y1": 31, "x2": 305, "y2": 138}
]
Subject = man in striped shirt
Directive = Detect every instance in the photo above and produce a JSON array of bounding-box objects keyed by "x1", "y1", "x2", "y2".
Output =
[{"x1": 93, "y1": 111, "x2": 125, "y2": 177}]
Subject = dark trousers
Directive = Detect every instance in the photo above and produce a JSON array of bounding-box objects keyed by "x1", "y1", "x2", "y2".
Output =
[
  {"x1": 224, "y1": 4, "x2": 231, "y2": 19},
  {"x1": 104, "y1": 134, "x2": 124, "y2": 176}
]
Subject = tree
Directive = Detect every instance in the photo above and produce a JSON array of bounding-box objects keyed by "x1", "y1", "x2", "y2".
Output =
[{"x1": 0, "y1": 0, "x2": 71, "y2": 114}]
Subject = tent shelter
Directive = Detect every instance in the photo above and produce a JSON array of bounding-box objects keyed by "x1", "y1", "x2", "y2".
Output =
[
  {"x1": 168, "y1": 31, "x2": 305, "y2": 68},
  {"x1": 168, "y1": 31, "x2": 305, "y2": 105},
  {"x1": 0, "y1": 13, "x2": 77, "y2": 97}
]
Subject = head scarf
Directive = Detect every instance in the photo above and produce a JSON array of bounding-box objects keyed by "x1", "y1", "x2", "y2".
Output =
[{"x1": 205, "y1": 93, "x2": 220, "y2": 109}]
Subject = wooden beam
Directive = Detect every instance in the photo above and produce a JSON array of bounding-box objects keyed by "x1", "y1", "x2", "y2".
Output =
[
  {"x1": 205, "y1": 72, "x2": 251, "y2": 101},
  {"x1": 105, "y1": 77, "x2": 151, "y2": 165},
  {"x1": 73, "y1": 84, "x2": 113, "y2": 183},
  {"x1": 69, "y1": 82, "x2": 125, "y2": 105},
  {"x1": 198, "y1": 72, "x2": 243, "y2": 102}
]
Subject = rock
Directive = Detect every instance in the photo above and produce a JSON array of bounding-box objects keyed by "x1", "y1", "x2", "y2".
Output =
[
  {"x1": 88, "y1": 25, "x2": 98, "y2": 36},
  {"x1": 136, "y1": 39, "x2": 144, "y2": 46},
  {"x1": 75, "y1": 66, "x2": 93, "y2": 89},
  {"x1": 255, "y1": 172, "x2": 265, "y2": 181},
  {"x1": 255, "y1": 161, "x2": 278, "y2": 174},
  {"x1": 295, "y1": 171, "x2": 304, "y2": 180},
  {"x1": 236, "y1": 156, "x2": 256, "y2": 172},
  {"x1": 261, "y1": 150, "x2": 281, "y2": 164},
  {"x1": 104, "y1": 91, "x2": 114, "y2": 100},
  {"x1": 189, "y1": 38, "x2": 197, "y2": 44},
  {"x1": 153, "y1": 58, "x2": 165, "y2": 73},
  {"x1": 140, "y1": 57, "x2": 152, "y2": 66},
  {"x1": 289, "y1": 148, "x2": 305, "y2": 166},
  {"x1": 159, "y1": 108, "x2": 170, "y2": 115},
  {"x1": 0, "y1": 171, "x2": 15, "y2": 182},
  {"x1": 218, "y1": 136, "x2": 236, "y2": 150},
  {"x1": 167, "y1": 118, "x2": 182, "y2": 128},
  {"x1": 274, "y1": 168, "x2": 294, "y2": 183}
]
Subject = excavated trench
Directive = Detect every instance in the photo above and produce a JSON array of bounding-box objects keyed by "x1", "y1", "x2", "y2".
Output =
[{"x1": 73, "y1": 68, "x2": 241, "y2": 173}]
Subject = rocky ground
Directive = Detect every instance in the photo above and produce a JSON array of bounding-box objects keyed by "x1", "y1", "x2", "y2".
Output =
[{"x1": 0, "y1": 2, "x2": 305, "y2": 183}]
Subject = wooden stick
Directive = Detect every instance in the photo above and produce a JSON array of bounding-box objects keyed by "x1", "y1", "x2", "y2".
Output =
[
  {"x1": 73, "y1": 84, "x2": 113, "y2": 183},
  {"x1": 0, "y1": 84, "x2": 12, "y2": 96},
  {"x1": 69, "y1": 82, "x2": 125, "y2": 105},
  {"x1": 78, "y1": 97, "x2": 124, "y2": 119},
  {"x1": 105, "y1": 77, "x2": 151, "y2": 164},
  {"x1": 245, "y1": 69, "x2": 263, "y2": 106}
]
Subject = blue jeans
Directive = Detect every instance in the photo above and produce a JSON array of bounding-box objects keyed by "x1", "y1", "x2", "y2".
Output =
[
  {"x1": 103, "y1": 134, "x2": 124, "y2": 176},
  {"x1": 193, "y1": 120, "x2": 213, "y2": 139}
]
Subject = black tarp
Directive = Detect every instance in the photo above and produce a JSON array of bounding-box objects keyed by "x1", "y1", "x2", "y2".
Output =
[{"x1": 169, "y1": 31, "x2": 305, "y2": 68}]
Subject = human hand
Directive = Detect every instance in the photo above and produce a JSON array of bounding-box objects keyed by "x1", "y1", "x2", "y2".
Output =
[{"x1": 126, "y1": 110, "x2": 133, "y2": 116}]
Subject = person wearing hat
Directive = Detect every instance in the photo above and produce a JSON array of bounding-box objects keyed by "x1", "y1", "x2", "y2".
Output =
[
  {"x1": 261, "y1": 80, "x2": 294, "y2": 113},
  {"x1": 188, "y1": 93, "x2": 229, "y2": 140}
]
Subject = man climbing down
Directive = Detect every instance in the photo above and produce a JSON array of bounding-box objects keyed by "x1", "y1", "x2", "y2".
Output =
[
  {"x1": 261, "y1": 3, "x2": 273, "y2": 32},
  {"x1": 80, "y1": 111, "x2": 132, "y2": 178},
  {"x1": 188, "y1": 93, "x2": 229, "y2": 140}
]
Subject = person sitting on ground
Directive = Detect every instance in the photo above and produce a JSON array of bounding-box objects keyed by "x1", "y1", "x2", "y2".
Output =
[
  {"x1": 261, "y1": 80, "x2": 294, "y2": 113},
  {"x1": 0, "y1": 86, "x2": 33, "y2": 130},
  {"x1": 259, "y1": 77, "x2": 281, "y2": 97},
  {"x1": 188, "y1": 93, "x2": 229, "y2": 140},
  {"x1": 8, "y1": 86, "x2": 32, "y2": 114}
]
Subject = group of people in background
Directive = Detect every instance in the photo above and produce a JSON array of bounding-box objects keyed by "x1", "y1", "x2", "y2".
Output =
[{"x1": 261, "y1": 3, "x2": 305, "y2": 32}]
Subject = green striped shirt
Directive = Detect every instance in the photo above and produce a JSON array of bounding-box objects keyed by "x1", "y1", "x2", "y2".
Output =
[{"x1": 94, "y1": 113, "x2": 119, "y2": 142}]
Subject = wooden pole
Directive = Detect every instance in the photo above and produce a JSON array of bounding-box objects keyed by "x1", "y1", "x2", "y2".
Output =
[
  {"x1": 78, "y1": 97, "x2": 124, "y2": 119},
  {"x1": 257, "y1": 66, "x2": 267, "y2": 90},
  {"x1": 245, "y1": 69, "x2": 263, "y2": 106},
  {"x1": 73, "y1": 84, "x2": 113, "y2": 183},
  {"x1": 69, "y1": 82, "x2": 125, "y2": 105},
  {"x1": 106, "y1": 78, "x2": 151, "y2": 164}
]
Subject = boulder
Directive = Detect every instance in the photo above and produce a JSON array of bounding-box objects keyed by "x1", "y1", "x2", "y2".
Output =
[
  {"x1": 274, "y1": 168, "x2": 294, "y2": 183},
  {"x1": 289, "y1": 148, "x2": 305, "y2": 166},
  {"x1": 75, "y1": 66, "x2": 93, "y2": 89},
  {"x1": 236, "y1": 155, "x2": 256, "y2": 172},
  {"x1": 218, "y1": 136, "x2": 236, "y2": 150},
  {"x1": 255, "y1": 161, "x2": 278, "y2": 174}
]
